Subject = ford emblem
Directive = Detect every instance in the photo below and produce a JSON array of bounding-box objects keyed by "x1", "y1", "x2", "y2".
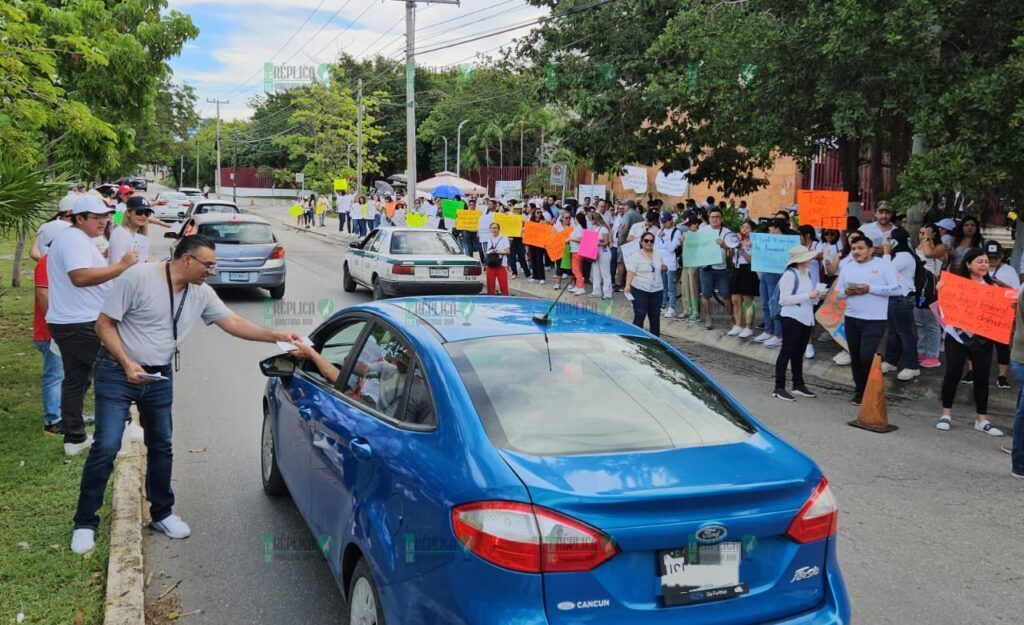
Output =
[
  {"x1": 556, "y1": 601, "x2": 576, "y2": 611},
  {"x1": 695, "y1": 524, "x2": 728, "y2": 544}
]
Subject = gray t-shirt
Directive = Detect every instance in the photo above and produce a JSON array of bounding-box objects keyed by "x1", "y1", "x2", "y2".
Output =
[{"x1": 101, "y1": 263, "x2": 233, "y2": 366}]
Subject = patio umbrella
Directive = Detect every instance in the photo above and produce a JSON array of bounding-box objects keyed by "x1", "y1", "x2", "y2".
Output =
[
  {"x1": 431, "y1": 184, "x2": 462, "y2": 199},
  {"x1": 416, "y1": 171, "x2": 487, "y2": 196}
]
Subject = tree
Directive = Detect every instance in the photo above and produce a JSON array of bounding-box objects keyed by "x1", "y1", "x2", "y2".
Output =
[
  {"x1": 0, "y1": 156, "x2": 69, "y2": 286},
  {"x1": 134, "y1": 78, "x2": 200, "y2": 175}
]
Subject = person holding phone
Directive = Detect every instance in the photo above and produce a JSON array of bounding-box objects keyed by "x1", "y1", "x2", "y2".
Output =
[{"x1": 773, "y1": 246, "x2": 822, "y2": 401}]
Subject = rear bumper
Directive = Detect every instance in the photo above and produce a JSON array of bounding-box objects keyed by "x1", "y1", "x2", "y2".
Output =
[
  {"x1": 379, "y1": 278, "x2": 482, "y2": 296},
  {"x1": 208, "y1": 267, "x2": 285, "y2": 289}
]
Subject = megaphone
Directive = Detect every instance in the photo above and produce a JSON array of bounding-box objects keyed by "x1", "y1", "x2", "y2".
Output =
[{"x1": 723, "y1": 232, "x2": 742, "y2": 249}]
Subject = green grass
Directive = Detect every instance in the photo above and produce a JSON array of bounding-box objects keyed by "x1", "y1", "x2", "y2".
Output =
[{"x1": 0, "y1": 239, "x2": 109, "y2": 624}]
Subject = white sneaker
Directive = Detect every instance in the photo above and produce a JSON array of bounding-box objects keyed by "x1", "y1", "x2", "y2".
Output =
[
  {"x1": 71, "y1": 529, "x2": 95, "y2": 554},
  {"x1": 528, "y1": 278, "x2": 537, "y2": 283},
  {"x1": 64, "y1": 436, "x2": 94, "y2": 457},
  {"x1": 936, "y1": 417, "x2": 951, "y2": 431},
  {"x1": 572, "y1": 287, "x2": 586, "y2": 295},
  {"x1": 974, "y1": 420, "x2": 1004, "y2": 436},
  {"x1": 538, "y1": 280, "x2": 546, "y2": 285},
  {"x1": 881, "y1": 362, "x2": 897, "y2": 374},
  {"x1": 128, "y1": 422, "x2": 145, "y2": 443},
  {"x1": 727, "y1": 325, "x2": 742, "y2": 336},
  {"x1": 663, "y1": 308, "x2": 676, "y2": 318},
  {"x1": 897, "y1": 368, "x2": 921, "y2": 381},
  {"x1": 737, "y1": 328, "x2": 753, "y2": 338},
  {"x1": 753, "y1": 332, "x2": 771, "y2": 343},
  {"x1": 152, "y1": 514, "x2": 191, "y2": 539},
  {"x1": 553, "y1": 283, "x2": 561, "y2": 290},
  {"x1": 804, "y1": 345, "x2": 816, "y2": 359},
  {"x1": 833, "y1": 351, "x2": 851, "y2": 366},
  {"x1": 764, "y1": 336, "x2": 782, "y2": 348}
]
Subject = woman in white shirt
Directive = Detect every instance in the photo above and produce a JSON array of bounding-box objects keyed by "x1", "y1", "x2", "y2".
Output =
[
  {"x1": 654, "y1": 213, "x2": 682, "y2": 317},
  {"x1": 551, "y1": 211, "x2": 574, "y2": 291},
  {"x1": 728, "y1": 219, "x2": 759, "y2": 338},
  {"x1": 108, "y1": 198, "x2": 151, "y2": 265},
  {"x1": 624, "y1": 233, "x2": 666, "y2": 336},
  {"x1": 568, "y1": 212, "x2": 588, "y2": 295},
  {"x1": 881, "y1": 229, "x2": 921, "y2": 380},
  {"x1": 773, "y1": 246, "x2": 822, "y2": 401},
  {"x1": 589, "y1": 212, "x2": 613, "y2": 299},
  {"x1": 483, "y1": 222, "x2": 511, "y2": 295}
]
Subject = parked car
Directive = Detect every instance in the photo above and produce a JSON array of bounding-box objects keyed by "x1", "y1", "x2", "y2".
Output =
[
  {"x1": 258, "y1": 297, "x2": 850, "y2": 625},
  {"x1": 182, "y1": 198, "x2": 242, "y2": 221},
  {"x1": 343, "y1": 227, "x2": 483, "y2": 300},
  {"x1": 131, "y1": 177, "x2": 148, "y2": 191},
  {"x1": 167, "y1": 213, "x2": 286, "y2": 299},
  {"x1": 179, "y1": 186, "x2": 203, "y2": 197},
  {"x1": 153, "y1": 191, "x2": 191, "y2": 221}
]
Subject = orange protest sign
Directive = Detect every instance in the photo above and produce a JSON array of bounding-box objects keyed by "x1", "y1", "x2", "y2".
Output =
[
  {"x1": 937, "y1": 271, "x2": 1018, "y2": 343},
  {"x1": 523, "y1": 221, "x2": 553, "y2": 248},
  {"x1": 797, "y1": 190, "x2": 848, "y2": 229},
  {"x1": 385, "y1": 202, "x2": 397, "y2": 219},
  {"x1": 545, "y1": 227, "x2": 572, "y2": 261}
]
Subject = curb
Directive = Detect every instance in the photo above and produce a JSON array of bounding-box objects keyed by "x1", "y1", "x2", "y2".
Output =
[{"x1": 103, "y1": 409, "x2": 146, "y2": 625}]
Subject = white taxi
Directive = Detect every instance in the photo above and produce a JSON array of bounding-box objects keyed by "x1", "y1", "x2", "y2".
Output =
[{"x1": 343, "y1": 227, "x2": 483, "y2": 300}]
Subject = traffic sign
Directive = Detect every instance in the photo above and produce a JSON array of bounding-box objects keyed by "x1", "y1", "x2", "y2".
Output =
[
  {"x1": 295, "y1": 173, "x2": 305, "y2": 184},
  {"x1": 550, "y1": 163, "x2": 567, "y2": 186}
]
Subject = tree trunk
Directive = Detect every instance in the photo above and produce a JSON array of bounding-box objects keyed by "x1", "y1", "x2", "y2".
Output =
[
  {"x1": 499, "y1": 136, "x2": 504, "y2": 169},
  {"x1": 870, "y1": 146, "x2": 884, "y2": 204},
  {"x1": 11, "y1": 226, "x2": 28, "y2": 288},
  {"x1": 520, "y1": 124, "x2": 524, "y2": 167}
]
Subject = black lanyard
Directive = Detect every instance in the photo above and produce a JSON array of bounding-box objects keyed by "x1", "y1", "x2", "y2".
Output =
[{"x1": 165, "y1": 262, "x2": 188, "y2": 372}]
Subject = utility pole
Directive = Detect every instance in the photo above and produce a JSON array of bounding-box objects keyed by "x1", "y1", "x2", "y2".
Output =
[
  {"x1": 206, "y1": 98, "x2": 229, "y2": 195},
  {"x1": 195, "y1": 140, "x2": 200, "y2": 189},
  {"x1": 179, "y1": 155, "x2": 184, "y2": 187},
  {"x1": 392, "y1": 0, "x2": 460, "y2": 200},
  {"x1": 231, "y1": 144, "x2": 237, "y2": 204},
  {"x1": 456, "y1": 119, "x2": 469, "y2": 177},
  {"x1": 356, "y1": 79, "x2": 363, "y2": 197},
  {"x1": 442, "y1": 136, "x2": 448, "y2": 172}
]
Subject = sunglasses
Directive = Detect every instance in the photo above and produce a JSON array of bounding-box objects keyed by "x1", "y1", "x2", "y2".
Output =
[
  {"x1": 133, "y1": 209, "x2": 153, "y2": 216},
  {"x1": 641, "y1": 238, "x2": 654, "y2": 244}
]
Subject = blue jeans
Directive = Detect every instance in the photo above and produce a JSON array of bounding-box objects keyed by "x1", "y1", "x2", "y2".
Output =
[
  {"x1": 914, "y1": 306, "x2": 940, "y2": 358},
  {"x1": 1010, "y1": 361, "x2": 1024, "y2": 475},
  {"x1": 661, "y1": 270, "x2": 678, "y2": 309},
  {"x1": 373, "y1": 214, "x2": 382, "y2": 229},
  {"x1": 699, "y1": 267, "x2": 731, "y2": 299},
  {"x1": 885, "y1": 296, "x2": 917, "y2": 370},
  {"x1": 759, "y1": 273, "x2": 781, "y2": 337},
  {"x1": 34, "y1": 339, "x2": 63, "y2": 426},
  {"x1": 74, "y1": 356, "x2": 175, "y2": 530}
]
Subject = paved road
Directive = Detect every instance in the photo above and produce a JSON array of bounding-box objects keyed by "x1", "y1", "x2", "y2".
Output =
[{"x1": 142, "y1": 189, "x2": 1022, "y2": 624}]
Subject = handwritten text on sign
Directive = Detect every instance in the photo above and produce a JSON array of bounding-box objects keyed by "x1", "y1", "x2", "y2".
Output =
[
  {"x1": 937, "y1": 271, "x2": 1018, "y2": 343},
  {"x1": 522, "y1": 221, "x2": 553, "y2": 248},
  {"x1": 797, "y1": 190, "x2": 848, "y2": 229},
  {"x1": 455, "y1": 209, "x2": 481, "y2": 231},
  {"x1": 750, "y1": 233, "x2": 801, "y2": 274},
  {"x1": 814, "y1": 283, "x2": 849, "y2": 351},
  {"x1": 545, "y1": 227, "x2": 573, "y2": 261},
  {"x1": 493, "y1": 212, "x2": 523, "y2": 237}
]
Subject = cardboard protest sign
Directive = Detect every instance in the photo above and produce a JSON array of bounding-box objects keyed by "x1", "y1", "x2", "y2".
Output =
[
  {"x1": 796, "y1": 190, "x2": 848, "y2": 229},
  {"x1": 545, "y1": 227, "x2": 572, "y2": 261},
  {"x1": 578, "y1": 229, "x2": 599, "y2": 260},
  {"x1": 814, "y1": 283, "x2": 849, "y2": 351},
  {"x1": 619, "y1": 238, "x2": 640, "y2": 261},
  {"x1": 406, "y1": 212, "x2": 427, "y2": 228},
  {"x1": 682, "y1": 229, "x2": 723, "y2": 268},
  {"x1": 936, "y1": 271, "x2": 1017, "y2": 343},
  {"x1": 289, "y1": 204, "x2": 304, "y2": 218},
  {"x1": 333, "y1": 179, "x2": 348, "y2": 191},
  {"x1": 523, "y1": 221, "x2": 553, "y2": 247},
  {"x1": 385, "y1": 202, "x2": 397, "y2": 219},
  {"x1": 441, "y1": 199, "x2": 463, "y2": 220},
  {"x1": 455, "y1": 209, "x2": 481, "y2": 231},
  {"x1": 750, "y1": 233, "x2": 801, "y2": 274},
  {"x1": 494, "y1": 212, "x2": 523, "y2": 237}
]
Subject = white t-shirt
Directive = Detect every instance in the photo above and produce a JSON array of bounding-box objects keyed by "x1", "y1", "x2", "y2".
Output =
[
  {"x1": 860, "y1": 221, "x2": 895, "y2": 248},
  {"x1": 484, "y1": 235, "x2": 510, "y2": 267},
  {"x1": 611, "y1": 214, "x2": 624, "y2": 246},
  {"x1": 628, "y1": 221, "x2": 656, "y2": 242},
  {"x1": 569, "y1": 224, "x2": 583, "y2": 253},
  {"x1": 890, "y1": 252, "x2": 917, "y2": 293},
  {"x1": 596, "y1": 226, "x2": 611, "y2": 254},
  {"x1": 626, "y1": 250, "x2": 664, "y2": 292},
  {"x1": 108, "y1": 227, "x2": 150, "y2": 265},
  {"x1": 478, "y1": 212, "x2": 495, "y2": 240},
  {"x1": 46, "y1": 226, "x2": 113, "y2": 324},
  {"x1": 654, "y1": 227, "x2": 681, "y2": 271},
  {"x1": 835, "y1": 257, "x2": 906, "y2": 320},
  {"x1": 777, "y1": 268, "x2": 816, "y2": 326},
  {"x1": 991, "y1": 264, "x2": 1021, "y2": 290},
  {"x1": 336, "y1": 194, "x2": 353, "y2": 213}
]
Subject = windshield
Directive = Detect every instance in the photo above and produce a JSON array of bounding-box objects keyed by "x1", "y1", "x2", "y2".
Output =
[
  {"x1": 447, "y1": 334, "x2": 755, "y2": 456},
  {"x1": 162, "y1": 193, "x2": 186, "y2": 201},
  {"x1": 197, "y1": 222, "x2": 275, "y2": 244},
  {"x1": 390, "y1": 231, "x2": 462, "y2": 255},
  {"x1": 196, "y1": 204, "x2": 240, "y2": 214}
]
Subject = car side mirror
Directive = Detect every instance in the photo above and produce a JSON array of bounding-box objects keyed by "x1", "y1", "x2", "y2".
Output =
[
  {"x1": 260, "y1": 353, "x2": 296, "y2": 378},
  {"x1": 177, "y1": 211, "x2": 185, "y2": 218},
  {"x1": 164, "y1": 231, "x2": 179, "y2": 239},
  {"x1": 348, "y1": 241, "x2": 362, "y2": 249}
]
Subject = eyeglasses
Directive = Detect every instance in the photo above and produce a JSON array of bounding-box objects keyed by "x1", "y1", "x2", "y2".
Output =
[
  {"x1": 641, "y1": 238, "x2": 655, "y2": 244},
  {"x1": 186, "y1": 252, "x2": 217, "y2": 272}
]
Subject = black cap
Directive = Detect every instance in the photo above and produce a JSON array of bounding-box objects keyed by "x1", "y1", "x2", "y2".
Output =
[
  {"x1": 126, "y1": 196, "x2": 151, "y2": 211},
  {"x1": 984, "y1": 240, "x2": 1003, "y2": 257}
]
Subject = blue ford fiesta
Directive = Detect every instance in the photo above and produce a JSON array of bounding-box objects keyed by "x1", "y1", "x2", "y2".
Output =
[{"x1": 259, "y1": 297, "x2": 850, "y2": 624}]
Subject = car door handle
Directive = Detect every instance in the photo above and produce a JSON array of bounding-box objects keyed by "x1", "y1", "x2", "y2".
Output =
[
  {"x1": 298, "y1": 406, "x2": 314, "y2": 421},
  {"x1": 350, "y1": 438, "x2": 372, "y2": 461}
]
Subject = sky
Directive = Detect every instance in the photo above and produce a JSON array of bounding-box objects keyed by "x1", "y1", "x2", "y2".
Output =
[{"x1": 166, "y1": 0, "x2": 548, "y2": 121}]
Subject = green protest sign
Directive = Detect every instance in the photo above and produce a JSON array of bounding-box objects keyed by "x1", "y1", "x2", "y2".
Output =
[
  {"x1": 683, "y1": 229, "x2": 723, "y2": 267},
  {"x1": 441, "y1": 199, "x2": 463, "y2": 220}
]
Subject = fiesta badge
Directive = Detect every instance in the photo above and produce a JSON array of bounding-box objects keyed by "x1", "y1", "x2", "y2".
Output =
[{"x1": 695, "y1": 524, "x2": 728, "y2": 544}]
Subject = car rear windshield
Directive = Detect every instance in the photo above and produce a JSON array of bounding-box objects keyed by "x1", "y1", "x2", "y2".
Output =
[
  {"x1": 447, "y1": 334, "x2": 756, "y2": 456},
  {"x1": 390, "y1": 231, "x2": 461, "y2": 255},
  {"x1": 196, "y1": 204, "x2": 240, "y2": 214},
  {"x1": 197, "y1": 222, "x2": 274, "y2": 244},
  {"x1": 162, "y1": 193, "x2": 186, "y2": 200}
]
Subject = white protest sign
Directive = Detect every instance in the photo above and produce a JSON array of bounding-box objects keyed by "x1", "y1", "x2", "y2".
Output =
[
  {"x1": 655, "y1": 169, "x2": 689, "y2": 197},
  {"x1": 621, "y1": 165, "x2": 648, "y2": 194},
  {"x1": 578, "y1": 184, "x2": 607, "y2": 202},
  {"x1": 494, "y1": 180, "x2": 523, "y2": 202}
]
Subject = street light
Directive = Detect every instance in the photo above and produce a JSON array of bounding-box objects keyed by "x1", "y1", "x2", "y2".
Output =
[{"x1": 456, "y1": 119, "x2": 469, "y2": 177}]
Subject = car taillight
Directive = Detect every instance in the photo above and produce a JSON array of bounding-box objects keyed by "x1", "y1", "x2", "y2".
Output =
[
  {"x1": 391, "y1": 264, "x2": 414, "y2": 275},
  {"x1": 463, "y1": 265, "x2": 482, "y2": 276},
  {"x1": 786, "y1": 477, "x2": 838, "y2": 544},
  {"x1": 452, "y1": 501, "x2": 618, "y2": 573},
  {"x1": 268, "y1": 246, "x2": 285, "y2": 259}
]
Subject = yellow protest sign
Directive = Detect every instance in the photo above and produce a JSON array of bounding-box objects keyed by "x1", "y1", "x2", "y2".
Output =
[
  {"x1": 493, "y1": 212, "x2": 523, "y2": 236},
  {"x1": 455, "y1": 209, "x2": 481, "y2": 231},
  {"x1": 333, "y1": 178, "x2": 349, "y2": 191},
  {"x1": 406, "y1": 212, "x2": 428, "y2": 228},
  {"x1": 289, "y1": 204, "x2": 304, "y2": 217}
]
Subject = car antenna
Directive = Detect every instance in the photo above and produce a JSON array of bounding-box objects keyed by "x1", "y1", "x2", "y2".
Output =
[{"x1": 532, "y1": 280, "x2": 573, "y2": 326}]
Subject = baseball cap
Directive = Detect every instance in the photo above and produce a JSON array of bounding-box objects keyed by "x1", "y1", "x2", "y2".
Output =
[
  {"x1": 58, "y1": 194, "x2": 76, "y2": 213},
  {"x1": 37, "y1": 220, "x2": 71, "y2": 251},
  {"x1": 126, "y1": 196, "x2": 151, "y2": 211},
  {"x1": 660, "y1": 211, "x2": 674, "y2": 223},
  {"x1": 118, "y1": 184, "x2": 134, "y2": 196},
  {"x1": 624, "y1": 200, "x2": 637, "y2": 209},
  {"x1": 72, "y1": 193, "x2": 115, "y2": 215},
  {"x1": 875, "y1": 200, "x2": 892, "y2": 213},
  {"x1": 935, "y1": 218, "x2": 956, "y2": 231},
  {"x1": 985, "y1": 240, "x2": 1003, "y2": 257}
]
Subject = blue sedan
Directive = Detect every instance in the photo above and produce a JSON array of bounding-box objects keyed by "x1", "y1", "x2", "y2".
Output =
[{"x1": 259, "y1": 297, "x2": 850, "y2": 624}]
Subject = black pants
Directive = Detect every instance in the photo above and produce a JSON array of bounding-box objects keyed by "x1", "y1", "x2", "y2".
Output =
[
  {"x1": 845, "y1": 316, "x2": 887, "y2": 398},
  {"x1": 631, "y1": 288, "x2": 663, "y2": 336},
  {"x1": 941, "y1": 335, "x2": 992, "y2": 413},
  {"x1": 528, "y1": 245, "x2": 547, "y2": 281},
  {"x1": 509, "y1": 238, "x2": 531, "y2": 277},
  {"x1": 996, "y1": 341, "x2": 1010, "y2": 366},
  {"x1": 776, "y1": 317, "x2": 812, "y2": 390},
  {"x1": 47, "y1": 321, "x2": 100, "y2": 444}
]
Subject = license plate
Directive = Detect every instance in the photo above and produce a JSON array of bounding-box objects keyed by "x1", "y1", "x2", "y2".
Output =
[
  {"x1": 429, "y1": 267, "x2": 449, "y2": 278},
  {"x1": 229, "y1": 272, "x2": 250, "y2": 282},
  {"x1": 659, "y1": 542, "x2": 745, "y2": 606}
]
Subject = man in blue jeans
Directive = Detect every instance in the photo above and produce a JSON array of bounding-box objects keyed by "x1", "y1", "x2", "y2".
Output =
[
  {"x1": 697, "y1": 207, "x2": 733, "y2": 330},
  {"x1": 70, "y1": 235, "x2": 300, "y2": 554},
  {"x1": 1008, "y1": 290, "x2": 1024, "y2": 478}
]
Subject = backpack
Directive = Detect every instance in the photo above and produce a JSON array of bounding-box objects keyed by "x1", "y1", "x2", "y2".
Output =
[
  {"x1": 913, "y1": 261, "x2": 938, "y2": 309},
  {"x1": 770, "y1": 268, "x2": 799, "y2": 320}
]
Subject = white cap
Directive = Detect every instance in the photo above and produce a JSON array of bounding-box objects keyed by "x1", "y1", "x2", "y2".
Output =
[
  {"x1": 37, "y1": 219, "x2": 71, "y2": 253},
  {"x1": 58, "y1": 193, "x2": 76, "y2": 213},
  {"x1": 935, "y1": 218, "x2": 956, "y2": 231},
  {"x1": 72, "y1": 194, "x2": 114, "y2": 215}
]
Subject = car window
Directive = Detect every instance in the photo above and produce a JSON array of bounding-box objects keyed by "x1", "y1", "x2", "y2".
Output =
[
  {"x1": 447, "y1": 334, "x2": 756, "y2": 456},
  {"x1": 196, "y1": 204, "x2": 239, "y2": 214},
  {"x1": 341, "y1": 325, "x2": 412, "y2": 420},
  {"x1": 196, "y1": 223, "x2": 274, "y2": 244},
  {"x1": 368, "y1": 232, "x2": 386, "y2": 253},
  {"x1": 302, "y1": 319, "x2": 367, "y2": 383},
  {"x1": 390, "y1": 231, "x2": 461, "y2": 255},
  {"x1": 400, "y1": 362, "x2": 436, "y2": 427}
]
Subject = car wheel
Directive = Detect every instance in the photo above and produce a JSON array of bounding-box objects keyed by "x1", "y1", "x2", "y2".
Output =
[
  {"x1": 346, "y1": 559, "x2": 386, "y2": 625},
  {"x1": 371, "y1": 277, "x2": 386, "y2": 301},
  {"x1": 343, "y1": 263, "x2": 357, "y2": 292},
  {"x1": 269, "y1": 284, "x2": 286, "y2": 300},
  {"x1": 261, "y1": 410, "x2": 288, "y2": 497}
]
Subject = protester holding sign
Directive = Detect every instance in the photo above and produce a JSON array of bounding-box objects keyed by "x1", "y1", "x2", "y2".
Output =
[
  {"x1": 525, "y1": 209, "x2": 550, "y2": 285},
  {"x1": 936, "y1": 249, "x2": 1006, "y2": 436},
  {"x1": 678, "y1": 217, "x2": 703, "y2": 321},
  {"x1": 697, "y1": 208, "x2": 733, "y2": 330},
  {"x1": 551, "y1": 212, "x2": 574, "y2": 290},
  {"x1": 773, "y1": 246, "x2": 823, "y2": 401},
  {"x1": 915, "y1": 223, "x2": 947, "y2": 368},
  {"x1": 505, "y1": 206, "x2": 531, "y2": 280},
  {"x1": 625, "y1": 233, "x2": 666, "y2": 337},
  {"x1": 335, "y1": 189, "x2": 352, "y2": 233},
  {"x1": 588, "y1": 213, "x2": 613, "y2": 299},
  {"x1": 985, "y1": 241, "x2": 1019, "y2": 389},
  {"x1": 568, "y1": 212, "x2": 588, "y2": 295},
  {"x1": 728, "y1": 220, "x2": 759, "y2": 338},
  {"x1": 754, "y1": 220, "x2": 787, "y2": 349}
]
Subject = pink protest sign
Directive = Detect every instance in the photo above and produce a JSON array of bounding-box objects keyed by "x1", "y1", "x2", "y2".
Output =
[{"x1": 578, "y1": 229, "x2": 599, "y2": 260}]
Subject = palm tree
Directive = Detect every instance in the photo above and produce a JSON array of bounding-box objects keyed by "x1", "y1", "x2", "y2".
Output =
[{"x1": 0, "y1": 156, "x2": 69, "y2": 287}]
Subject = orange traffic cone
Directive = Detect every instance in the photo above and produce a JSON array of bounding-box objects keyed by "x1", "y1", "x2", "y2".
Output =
[{"x1": 848, "y1": 353, "x2": 898, "y2": 433}]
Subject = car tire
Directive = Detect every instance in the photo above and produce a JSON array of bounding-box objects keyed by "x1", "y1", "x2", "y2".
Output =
[
  {"x1": 371, "y1": 277, "x2": 386, "y2": 301},
  {"x1": 343, "y1": 263, "x2": 357, "y2": 292},
  {"x1": 269, "y1": 284, "x2": 286, "y2": 300},
  {"x1": 261, "y1": 410, "x2": 288, "y2": 497},
  {"x1": 346, "y1": 559, "x2": 386, "y2": 625}
]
